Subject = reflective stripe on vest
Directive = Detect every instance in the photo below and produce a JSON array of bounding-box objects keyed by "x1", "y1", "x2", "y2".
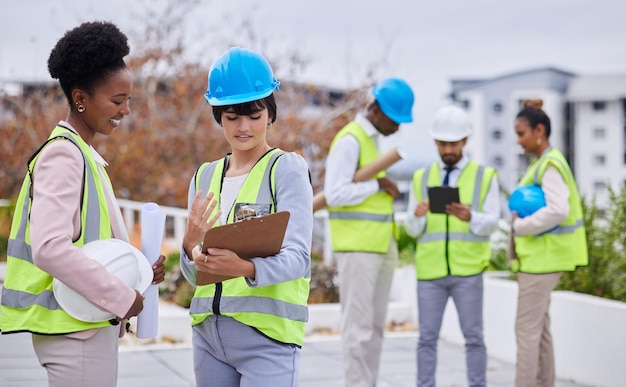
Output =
[
  {"x1": 327, "y1": 122, "x2": 394, "y2": 253},
  {"x1": 413, "y1": 162, "x2": 494, "y2": 280},
  {"x1": 0, "y1": 126, "x2": 113, "y2": 334},
  {"x1": 189, "y1": 149, "x2": 310, "y2": 346},
  {"x1": 514, "y1": 148, "x2": 588, "y2": 273}
]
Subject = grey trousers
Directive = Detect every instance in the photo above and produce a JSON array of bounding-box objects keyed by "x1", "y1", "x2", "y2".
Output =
[
  {"x1": 32, "y1": 325, "x2": 119, "y2": 387},
  {"x1": 336, "y1": 238, "x2": 398, "y2": 387},
  {"x1": 192, "y1": 315, "x2": 301, "y2": 387},
  {"x1": 416, "y1": 274, "x2": 486, "y2": 387}
]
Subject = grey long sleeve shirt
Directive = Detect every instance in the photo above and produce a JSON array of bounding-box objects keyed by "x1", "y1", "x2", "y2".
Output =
[{"x1": 180, "y1": 152, "x2": 313, "y2": 288}]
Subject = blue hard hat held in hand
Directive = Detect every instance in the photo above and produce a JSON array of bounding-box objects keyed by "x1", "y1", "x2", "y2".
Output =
[
  {"x1": 205, "y1": 46, "x2": 280, "y2": 106},
  {"x1": 372, "y1": 78, "x2": 414, "y2": 124},
  {"x1": 508, "y1": 184, "x2": 546, "y2": 218}
]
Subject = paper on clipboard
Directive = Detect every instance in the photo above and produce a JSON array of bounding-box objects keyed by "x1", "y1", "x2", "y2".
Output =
[
  {"x1": 427, "y1": 186, "x2": 460, "y2": 214},
  {"x1": 196, "y1": 211, "x2": 290, "y2": 286}
]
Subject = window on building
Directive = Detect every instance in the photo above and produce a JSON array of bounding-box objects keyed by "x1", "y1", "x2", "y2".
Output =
[
  {"x1": 592, "y1": 101, "x2": 606, "y2": 111},
  {"x1": 492, "y1": 129, "x2": 502, "y2": 140},
  {"x1": 623, "y1": 124, "x2": 626, "y2": 164},
  {"x1": 593, "y1": 127, "x2": 606, "y2": 139},
  {"x1": 459, "y1": 100, "x2": 470, "y2": 109},
  {"x1": 593, "y1": 181, "x2": 607, "y2": 191},
  {"x1": 493, "y1": 102, "x2": 503, "y2": 113},
  {"x1": 593, "y1": 154, "x2": 606, "y2": 166},
  {"x1": 493, "y1": 156, "x2": 504, "y2": 167}
]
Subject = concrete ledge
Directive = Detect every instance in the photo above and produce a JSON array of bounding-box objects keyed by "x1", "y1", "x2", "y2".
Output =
[{"x1": 439, "y1": 271, "x2": 626, "y2": 387}]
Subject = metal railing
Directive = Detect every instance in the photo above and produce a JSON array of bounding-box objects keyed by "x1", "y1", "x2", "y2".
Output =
[
  {"x1": 116, "y1": 199, "x2": 189, "y2": 250},
  {"x1": 116, "y1": 199, "x2": 410, "y2": 264}
]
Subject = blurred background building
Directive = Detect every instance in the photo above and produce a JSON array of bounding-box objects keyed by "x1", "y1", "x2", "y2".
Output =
[{"x1": 449, "y1": 67, "x2": 626, "y2": 211}]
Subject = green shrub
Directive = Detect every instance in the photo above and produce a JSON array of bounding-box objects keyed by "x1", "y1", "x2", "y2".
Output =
[
  {"x1": 158, "y1": 251, "x2": 196, "y2": 307},
  {"x1": 0, "y1": 200, "x2": 14, "y2": 262},
  {"x1": 396, "y1": 224, "x2": 416, "y2": 267},
  {"x1": 557, "y1": 188, "x2": 626, "y2": 302},
  {"x1": 0, "y1": 234, "x2": 7, "y2": 262}
]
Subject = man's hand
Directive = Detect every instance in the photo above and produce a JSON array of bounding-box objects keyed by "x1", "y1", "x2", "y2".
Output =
[
  {"x1": 377, "y1": 177, "x2": 399, "y2": 199},
  {"x1": 446, "y1": 202, "x2": 472, "y2": 222},
  {"x1": 413, "y1": 201, "x2": 429, "y2": 217}
]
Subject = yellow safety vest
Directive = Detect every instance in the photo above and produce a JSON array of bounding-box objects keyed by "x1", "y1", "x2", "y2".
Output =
[
  {"x1": 412, "y1": 162, "x2": 495, "y2": 280},
  {"x1": 514, "y1": 148, "x2": 588, "y2": 273},
  {"x1": 189, "y1": 149, "x2": 310, "y2": 346},
  {"x1": 0, "y1": 126, "x2": 113, "y2": 334},
  {"x1": 327, "y1": 122, "x2": 394, "y2": 253}
]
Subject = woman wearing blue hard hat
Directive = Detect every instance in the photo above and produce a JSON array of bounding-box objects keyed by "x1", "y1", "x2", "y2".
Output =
[
  {"x1": 179, "y1": 46, "x2": 313, "y2": 386},
  {"x1": 510, "y1": 99, "x2": 588, "y2": 387}
]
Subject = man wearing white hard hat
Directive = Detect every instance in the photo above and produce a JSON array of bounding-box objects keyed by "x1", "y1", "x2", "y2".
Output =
[
  {"x1": 405, "y1": 105, "x2": 501, "y2": 387},
  {"x1": 324, "y1": 78, "x2": 414, "y2": 387}
]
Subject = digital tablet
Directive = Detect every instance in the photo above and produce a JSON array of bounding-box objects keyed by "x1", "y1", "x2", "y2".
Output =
[{"x1": 427, "y1": 186, "x2": 460, "y2": 214}]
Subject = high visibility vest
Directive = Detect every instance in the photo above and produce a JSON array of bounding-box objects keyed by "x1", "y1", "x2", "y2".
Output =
[
  {"x1": 0, "y1": 126, "x2": 113, "y2": 334},
  {"x1": 412, "y1": 162, "x2": 495, "y2": 280},
  {"x1": 514, "y1": 148, "x2": 588, "y2": 273},
  {"x1": 189, "y1": 149, "x2": 310, "y2": 346},
  {"x1": 327, "y1": 122, "x2": 394, "y2": 253}
]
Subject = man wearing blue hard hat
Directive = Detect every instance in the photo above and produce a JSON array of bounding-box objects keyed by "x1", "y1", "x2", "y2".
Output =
[
  {"x1": 405, "y1": 105, "x2": 501, "y2": 387},
  {"x1": 324, "y1": 77, "x2": 414, "y2": 387}
]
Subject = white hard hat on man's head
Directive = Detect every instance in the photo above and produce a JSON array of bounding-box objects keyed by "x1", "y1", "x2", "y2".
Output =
[
  {"x1": 53, "y1": 238, "x2": 153, "y2": 323},
  {"x1": 430, "y1": 105, "x2": 473, "y2": 142}
]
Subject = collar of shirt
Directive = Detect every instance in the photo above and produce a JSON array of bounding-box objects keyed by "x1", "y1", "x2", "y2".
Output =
[
  {"x1": 58, "y1": 120, "x2": 109, "y2": 167},
  {"x1": 439, "y1": 155, "x2": 469, "y2": 172},
  {"x1": 540, "y1": 146, "x2": 553, "y2": 157},
  {"x1": 354, "y1": 113, "x2": 380, "y2": 142}
]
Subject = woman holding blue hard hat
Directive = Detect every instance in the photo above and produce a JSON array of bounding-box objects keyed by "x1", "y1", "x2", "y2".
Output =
[{"x1": 510, "y1": 99, "x2": 588, "y2": 387}]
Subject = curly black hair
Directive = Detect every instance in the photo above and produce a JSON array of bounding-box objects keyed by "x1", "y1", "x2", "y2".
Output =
[{"x1": 48, "y1": 21, "x2": 129, "y2": 104}]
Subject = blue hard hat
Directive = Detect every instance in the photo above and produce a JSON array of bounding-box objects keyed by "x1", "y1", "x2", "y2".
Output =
[
  {"x1": 372, "y1": 78, "x2": 415, "y2": 124},
  {"x1": 508, "y1": 185, "x2": 546, "y2": 218},
  {"x1": 205, "y1": 47, "x2": 280, "y2": 106}
]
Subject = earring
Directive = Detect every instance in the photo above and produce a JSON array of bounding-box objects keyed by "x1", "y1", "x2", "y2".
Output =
[
  {"x1": 75, "y1": 101, "x2": 85, "y2": 113},
  {"x1": 536, "y1": 138, "x2": 542, "y2": 146}
]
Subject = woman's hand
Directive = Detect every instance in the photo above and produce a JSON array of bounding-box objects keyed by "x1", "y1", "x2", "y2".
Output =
[
  {"x1": 182, "y1": 191, "x2": 221, "y2": 258},
  {"x1": 192, "y1": 246, "x2": 256, "y2": 279},
  {"x1": 151, "y1": 254, "x2": 166, "y2": 284}
]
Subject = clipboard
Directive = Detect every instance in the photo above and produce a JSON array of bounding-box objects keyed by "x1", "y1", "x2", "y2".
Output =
[
  {"x1": 427, "y1": 186, "x2": 460, "y2": 214},
  {"x1": 196, "y1": 211, "x2": 290, "y2": 286}
]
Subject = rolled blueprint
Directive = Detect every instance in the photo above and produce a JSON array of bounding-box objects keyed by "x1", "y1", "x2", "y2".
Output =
[
  {"x1": 136, "y1": 202, "x2": 166, "y2": 339},
  {"x1": 312, "y1": 147, "x2": 403, "y2": 212}
]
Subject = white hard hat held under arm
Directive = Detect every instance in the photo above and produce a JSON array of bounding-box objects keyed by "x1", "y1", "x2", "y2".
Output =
[{"x1": 53, "y1": 238, "x2": 153, "y2": 323}]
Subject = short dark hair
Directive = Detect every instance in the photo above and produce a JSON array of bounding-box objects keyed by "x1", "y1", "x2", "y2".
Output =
[
  {"x1": 48, "y1": 21, "x2": 130, "y2": 104},
  {"x1": 212, "y1": 93, "x2": 277, "y2": 125},
  {"x1": 516, "y1": 99, "x2": 551, "y2": 138}
]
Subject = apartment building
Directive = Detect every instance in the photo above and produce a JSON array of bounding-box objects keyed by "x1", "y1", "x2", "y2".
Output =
[
  {"x1": 449, "y1": 67, "x2": 626, "y2": 209},
  {"x1": 567, "y1": 75, "x2": 626, "y2": 208}
]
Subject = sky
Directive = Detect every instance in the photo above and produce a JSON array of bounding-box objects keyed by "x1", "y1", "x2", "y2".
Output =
[{"x1": 1, "y1": 0, "x2": 625, "y2": 166}]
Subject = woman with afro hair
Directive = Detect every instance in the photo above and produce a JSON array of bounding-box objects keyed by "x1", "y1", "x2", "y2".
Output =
[{"x1": 0, "y1": 21, "x2": 165, "y2": 386}]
